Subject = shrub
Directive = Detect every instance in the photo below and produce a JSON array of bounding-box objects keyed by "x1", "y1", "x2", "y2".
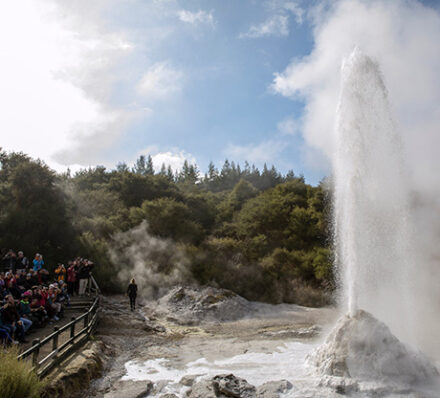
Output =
[{"x1": 0, "y1": 347, "x2": 45, "y2": 398}]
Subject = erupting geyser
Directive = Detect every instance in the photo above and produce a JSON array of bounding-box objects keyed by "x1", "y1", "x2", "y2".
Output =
[
  {"x1": 333, "y1": 48, "x2": 413, "y2": 322},
  {"x1": 309, "y1": 49, "x2": 440, "y2": 394}
]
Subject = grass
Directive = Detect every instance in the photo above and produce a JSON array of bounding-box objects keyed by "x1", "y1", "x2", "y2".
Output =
[{"x1": 0, "y1": 347, "x2": 45, "y2": 398}]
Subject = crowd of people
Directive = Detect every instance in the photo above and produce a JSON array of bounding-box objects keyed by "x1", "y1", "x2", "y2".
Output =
[{"x1": 0, "y1": 249, "x2": 94, "y2": 345}]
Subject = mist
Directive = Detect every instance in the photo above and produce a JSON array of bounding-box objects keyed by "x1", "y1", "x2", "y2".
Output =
[{"x1": 109, "y1": 220, "x2": 194, "y2": 299}]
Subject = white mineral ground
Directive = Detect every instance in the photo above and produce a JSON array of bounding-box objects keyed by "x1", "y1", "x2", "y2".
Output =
[{"x1": 78, "y1": 286, "x2": 439, "y2": 398}]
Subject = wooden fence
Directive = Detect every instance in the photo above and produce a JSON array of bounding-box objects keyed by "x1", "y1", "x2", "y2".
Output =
[{"x1": 17, "y1": 275, "x2": 100, "y2": 377}]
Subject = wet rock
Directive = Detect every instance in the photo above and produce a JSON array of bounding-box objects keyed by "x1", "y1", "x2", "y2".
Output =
[
  {"x1": 188, "y1": 374, "x2": 256, "y2": 398},
  {"x1": 213, "y1": 374, "x2": 256, "y2": 398},
  {"x1": 256, "y1": 380, "x2": 293, "y2": 398},
  {"x1": 103, "y1": 380, "x2": 153, "y2": 398},
  {"x1": 188, "y1": 379, "x2": 217, "y2": 398},
  {"x1": 180, "y1": 374, "x2": 201, "y2": 386}
]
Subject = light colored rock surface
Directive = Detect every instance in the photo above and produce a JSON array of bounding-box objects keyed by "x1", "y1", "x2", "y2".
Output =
[
  {"x1": 103, "y1": 380, "x2": 153, "y2": 398},
  {"x1": 188, "y1": 374, "x2": 257, "y2": 398},
  {"x1": 255, "y1": 380, "x2": 293, "y2": 398},
  {"x1": 308, "y1": 310, "x2": 439, "y2": 385},
  {"x1": 156, "y1": 286, "x2": 252, "y2": 325},
  {"x1": 44, "y1": 341, "x2": 105, "y2": 398}
]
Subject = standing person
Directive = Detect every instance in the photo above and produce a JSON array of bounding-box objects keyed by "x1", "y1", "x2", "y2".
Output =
[
  {"x1": 16, "y1": 251, "x2": 29, "y2": 272},
  {"x1": 33, "y1": 253, "x2": 44, "y2": 272},
  {"x1": 127, "y1": 278, "x2": 137, "y2": 311},
  {"x1": 77, "y1": 261, "x2": 92, "y2": 296},
  {"x1": 3, "y1": 250, "x2": 17, "y2": 273},
  {"x1": 66, "y1": 262, "x2": 77, "y2": 296},
  {"x1": 55, "y1": 263, "x2": 66, "y2": 282}
]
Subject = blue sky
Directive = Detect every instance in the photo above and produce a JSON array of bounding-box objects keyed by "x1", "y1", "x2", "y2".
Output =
[{"x1": 1, "y1": 0, "x2": 440, "y2": 186}]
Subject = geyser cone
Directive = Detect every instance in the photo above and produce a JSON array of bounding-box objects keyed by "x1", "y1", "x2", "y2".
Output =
[
  {"x1": 308, "y1": 310, "x2": 439, "y2": 386},
  {"x1": 333, "y1": 49, "x2": 416, "y2": 341}
]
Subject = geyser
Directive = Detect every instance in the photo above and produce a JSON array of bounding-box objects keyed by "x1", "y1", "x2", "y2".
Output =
[
  {"x1": 308, "y1": 49, "x2": 440, "y2": 394},
  {"x1": 333, "y1": 49, "x2": 417, "y2": 341}
]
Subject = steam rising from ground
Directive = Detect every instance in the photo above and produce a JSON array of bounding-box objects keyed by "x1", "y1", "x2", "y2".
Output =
[{"x1": 110, "y1": 221, "x2": 193, "y2": 299}]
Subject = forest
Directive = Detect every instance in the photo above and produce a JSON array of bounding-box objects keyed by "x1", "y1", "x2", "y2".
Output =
[{"x1": 0, "y1": 150, "x2": 333, "y2": 306}]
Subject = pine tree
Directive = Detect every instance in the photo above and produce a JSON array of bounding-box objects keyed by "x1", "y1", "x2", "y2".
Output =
[
  {"x1": 133, "y1": 155, "x2": 147, "y2": 175},
  {"x1": 159, "y1": 163, "x2": 167, "y2": 175},
  {"x1": 116, "y1": 162, "x2": 129, "y2": 172},
  {"x1": 146, "y1": 155, "x2": 154, "y2": 175},
  {"x1": 166, "y1": 165, "x2": 174, "y2": 181}
]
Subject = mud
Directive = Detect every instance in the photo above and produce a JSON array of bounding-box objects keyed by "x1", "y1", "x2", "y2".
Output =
[{"x1": 77, "y1": 291, "x2": 337, "y2": 398}]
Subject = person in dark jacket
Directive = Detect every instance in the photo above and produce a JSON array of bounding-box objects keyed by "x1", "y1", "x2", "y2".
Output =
[{"x1": 127, "y1": 278, "x2": 138, "y2": 311}]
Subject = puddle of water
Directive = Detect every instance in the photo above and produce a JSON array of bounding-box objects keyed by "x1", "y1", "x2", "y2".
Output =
[{"x1": 122, "y1": 340, "x2": 316, "y2": 386}]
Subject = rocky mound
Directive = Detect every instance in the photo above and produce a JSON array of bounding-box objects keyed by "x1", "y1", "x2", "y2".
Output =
[
  {"x1": 308, "y1": 310, "x2": 439, "y2": 387},
  {"x1": 156, "y1": 286, "x2": 252, "y2": 325},
  {"x1": 188, "y1": 374, "x2": 292, "y2": 398}
]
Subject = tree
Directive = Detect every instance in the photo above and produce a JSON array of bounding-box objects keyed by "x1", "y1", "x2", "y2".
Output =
[
  {"x1": 133, "y1": 155, "x2": 147, "y2": 175},
  {"x1": 146, "y1": 155, "x2": 154, "y2": 175},
  {"x1": 0, "y1": 153, "x2": 78, "y2": 265}
]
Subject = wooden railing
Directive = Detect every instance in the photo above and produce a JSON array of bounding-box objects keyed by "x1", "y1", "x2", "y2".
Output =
[{"x1": 17, "y1": 275, "x2": 100, "y2": 377}]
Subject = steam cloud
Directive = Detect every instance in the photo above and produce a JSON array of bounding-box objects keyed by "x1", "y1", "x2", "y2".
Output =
[
  {"x1": 272, "y1": 0, "x2": 440, "y2": 358},
  {"x1": 110, "y1": 221, "x2": 193, "y2": 299}
]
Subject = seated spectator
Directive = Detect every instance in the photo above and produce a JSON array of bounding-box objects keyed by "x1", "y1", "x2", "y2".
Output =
[
  {"x1": 56, "y1": 281, "x2": 70, "y2": 307},
  {"x1": 1, "y1": 295, "x2": 26, "y2": 342},
  {"x1": 37, "y1": 268, "x2": 50, "y2": 285},
  {"x1": 45, "y1": 285, "x2": 61, "y2": 321},
  {"x1": 16, "y1": 270, "x2": 27, "y2": 295},
  {"x1": 29, "y1": 295, "x2": 47, "y2": 328},
  {"x1": 5, "y1": 272, "x2": 20, "y2": 299},
  {"x1": 18, "y1": 291, "x2": 34, "y2": 331},
  {"x1": 27, "y1": 270, "x2": 38, "y2": 287}
]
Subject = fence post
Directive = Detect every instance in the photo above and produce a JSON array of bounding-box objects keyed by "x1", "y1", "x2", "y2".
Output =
[
  {"x1": 84, "y1": 311, "x2": 89, "y2": 332},
  {"x1": 52, "y1": 326, "x2": 59, "y2": 353},
  {"x1": 70, "y1": 317, "x2": 76, "y2": 338},
  {"x1": 32, "y1": 338, "x2": 40, "y2": 368}
]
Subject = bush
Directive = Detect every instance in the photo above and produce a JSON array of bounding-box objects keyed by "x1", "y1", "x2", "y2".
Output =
[{"x1": 0, "y1": 347, "x2": 45, "y2": 398}]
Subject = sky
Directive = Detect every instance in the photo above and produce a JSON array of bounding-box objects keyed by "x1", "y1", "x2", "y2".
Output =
[{"x1": 0, "y1": 0, "x2": 439, "y2": 185}]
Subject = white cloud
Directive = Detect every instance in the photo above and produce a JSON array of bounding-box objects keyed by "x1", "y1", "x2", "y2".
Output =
[
  {"x1": 240, "y1": 0, "x2": 304, "y2": 39},
  {"x1": 277, "y1": 116, "x2": 299, "y2": 135},
  {"x1": 134, "y1": 148, "x2": 197, "y2": 173},
  {"x1": 137, "y1": 62, "x2": 183, "y2": 101},
  {"x1": 177, "y1": 9, "x2": 215, "y2": 27},
  {"x1": 0, "y1": 0, "x2": 135, "y2": 170},
  {"x1": 240, "y1": 14, "x2": 289, "y2": 39},
  {"x1": 283, "y1": 1, "x2": 304, "y2": 24},
  {"x1": 226, "y1": 140, "x2": 287, "y2": 164},
  {"x1": 152, "y1": 150, "x2": 197, "y2": 172},
  {"x1": 271, "y1": 0, "x2": 440, "y2": 191}
]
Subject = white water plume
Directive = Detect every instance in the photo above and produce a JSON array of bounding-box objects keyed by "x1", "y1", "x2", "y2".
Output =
[{"x1": 333, "y1": 49, "x2": 434, "y2": 352}]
